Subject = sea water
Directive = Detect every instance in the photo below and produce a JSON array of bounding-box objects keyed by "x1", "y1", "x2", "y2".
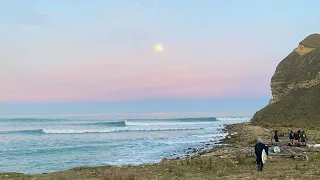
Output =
[{"x1": 0, "y1": 113, "x2": 250, "y2": 174}]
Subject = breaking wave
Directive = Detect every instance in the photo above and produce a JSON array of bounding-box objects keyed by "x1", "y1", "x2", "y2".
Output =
[
  {"x1": 216, "y1": 117, "x2": 251, "y2": 121},
  {"x1": 1, "y1": 127, "x2": 205, "y2": 135}
]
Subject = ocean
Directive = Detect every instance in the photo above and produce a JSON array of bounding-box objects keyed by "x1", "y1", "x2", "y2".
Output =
[{"x1": 0, "y1": 113, "x2": 250, "y2": 174}]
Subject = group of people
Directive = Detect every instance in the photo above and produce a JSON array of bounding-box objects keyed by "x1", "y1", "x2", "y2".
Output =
[
  {"x1": 255, "y1": 130, "x2": 308, "y2": 172},
  {"x1": 289, "y1": 130, "x2": 307, "y2": 146},
  {"x1": 273, "y1": 130, "x2": 307, "y2": 146}
]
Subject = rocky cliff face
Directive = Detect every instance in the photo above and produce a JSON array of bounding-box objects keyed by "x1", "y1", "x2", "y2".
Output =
[{"x1": 251, "y1": 34, "x2": 320, "y2": 127}]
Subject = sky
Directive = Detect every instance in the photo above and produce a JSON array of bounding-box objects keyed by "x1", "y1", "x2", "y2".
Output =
[{"x1": 1, "y1": 0, "x2": 319, "y2": 115}]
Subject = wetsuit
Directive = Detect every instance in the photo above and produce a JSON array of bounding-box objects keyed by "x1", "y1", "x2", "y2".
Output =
[{"x1": 254, "y1": 142, "x2": 268, "y2": 171}]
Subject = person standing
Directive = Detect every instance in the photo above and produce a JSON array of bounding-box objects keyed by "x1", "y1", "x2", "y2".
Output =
[
  {"x1": 274, "y1": 131, "x2": 279, "y2": 142},
  {"x1": 289, "y1": 130, "x2": 295, "y2": 146},
  {"x1": 294, "y1": 130, "x2": 301, "y2": 145},
  {"x1": 254, "y1": 139, "x2": 269, "y2": 172},
  {"x1": 300, "y1": 131, "x2": 307, "y2": 146}
]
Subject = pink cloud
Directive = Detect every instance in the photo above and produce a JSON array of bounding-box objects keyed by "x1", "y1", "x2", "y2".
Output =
[
  {"x1": 0, "y1": 56, "x2": 270, "y2": 103},
  {"x1": 0, "y1": 35, "x2": 274, "y2": 103}
]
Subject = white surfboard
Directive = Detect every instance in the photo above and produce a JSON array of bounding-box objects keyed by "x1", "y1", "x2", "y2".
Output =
[{"x1": 262, "y1": 149, "x2": 267, "y2": 164}]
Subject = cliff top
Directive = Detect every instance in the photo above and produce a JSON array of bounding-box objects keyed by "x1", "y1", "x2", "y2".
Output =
[
  {"x1": 299, "y1": 33, "x2": 320, "y2": 48},
  {"x1": 252, "y1": 33, "x2": 320, "y2": 127}
]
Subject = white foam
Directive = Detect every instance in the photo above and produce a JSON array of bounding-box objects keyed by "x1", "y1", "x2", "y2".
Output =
[
  {"x1": 124, "y1": 120, "x2": 216, "y2": 126},
  {"x1": 216, "y1": 117, "x2": 251, "y2": 121},
  {"x1": 41, "y1": 127, "x2": 204, "y2": 134},
  {"x1": 193, "y1": 133, "x2": 228, "y2": 138},
  {"x1": 42, "y1": 128, "x2": 114, "y2": 134}
]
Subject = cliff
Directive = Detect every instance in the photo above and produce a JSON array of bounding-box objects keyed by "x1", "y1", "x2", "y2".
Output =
[{"x1": 251, "y1": 34, "x2": 320, "y2": 127}]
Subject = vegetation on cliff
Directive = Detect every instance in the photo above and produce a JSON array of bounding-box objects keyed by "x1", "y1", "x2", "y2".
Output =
[{"x1": 252, "y1": 34, "x2": 320, "y2": 127}]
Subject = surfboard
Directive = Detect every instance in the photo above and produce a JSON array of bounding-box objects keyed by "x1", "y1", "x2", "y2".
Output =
[{"x1": 262, "y1": 149, "x2": 267, "y2": 164}]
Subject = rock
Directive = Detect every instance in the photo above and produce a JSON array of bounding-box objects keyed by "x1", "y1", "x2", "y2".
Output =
[
  {"x1": 219, "y1": 155, "x2": 228, "y2": 159},
  {"x1": 160, "y1": 158, "x2": 169, "y2": 163},
  {"x1": 251, "y1": 33, "x2": 320, "y2": 127},
  {"x1": 198, "y1": 151, "x2": 207, "y2": 155},
  {"x1": 205, "y1": 144, "x2": 211, "y2": 146}
]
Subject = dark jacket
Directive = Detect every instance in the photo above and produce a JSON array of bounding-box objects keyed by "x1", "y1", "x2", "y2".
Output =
[
  {"x1": 255, "y1": 142, "x2": 268, "y2": 158},
  {"x1": 294, "y1": 132, "x2": 300, "y2": 140},
  {"x1": 274, "y1": 133, "x2": 279, "y2": 141},
  {"x1": 289, "y1": 132, "x2": 295, "y2": 139}
]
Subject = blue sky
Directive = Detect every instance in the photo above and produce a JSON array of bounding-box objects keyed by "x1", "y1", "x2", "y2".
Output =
[{"x1": 1, "y1": 0, "x2": 319, "y2": 115}]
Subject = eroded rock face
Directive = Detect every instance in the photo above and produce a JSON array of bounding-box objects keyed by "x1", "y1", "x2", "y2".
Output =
[
  {"x1": 270, "y1": 76, "x2": 320, "y2": 104},
  {"x1": 252, "y1": 34, "x2": 320, "y2": 127},
  {"x1": 269, "y1": 34, "x2": 320, "y2": 104}
]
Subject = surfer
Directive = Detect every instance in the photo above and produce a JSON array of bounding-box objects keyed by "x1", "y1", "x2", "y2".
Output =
[{"x1": 254, "y1": 138, "x2": 268, "y2": 172}]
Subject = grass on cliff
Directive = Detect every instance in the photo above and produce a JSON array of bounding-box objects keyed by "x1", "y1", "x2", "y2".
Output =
[
  {"x1": 252, "y1": 86, "x2": 320, "y2": 128},
  {"x1": 299, "y1": 33, "x2": 320, "y2": 48},
  {"x1": 272, "y1": 48, "x2": 320, "y2": 84}
]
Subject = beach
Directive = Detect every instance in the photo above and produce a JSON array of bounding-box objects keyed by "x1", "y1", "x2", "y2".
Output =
[{"x1": 1, "y1": 121, "x2": 320, "y2": 180}]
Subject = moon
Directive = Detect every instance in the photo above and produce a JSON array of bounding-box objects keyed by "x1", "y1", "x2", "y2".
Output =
[{"x1": 155, "y1": 44, "x2": 164, "y2": 52}]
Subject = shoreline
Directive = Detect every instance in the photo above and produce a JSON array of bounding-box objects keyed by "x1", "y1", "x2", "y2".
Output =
[
  {"x1": 0, "y1": 117, "x2": 246, "y2": 175},
  {"x1": 1, "y1": 122, "x2": 320, "y2": 179},
  {"x1": 0, "y1": 123, "x2": 231, "y2": 175}
]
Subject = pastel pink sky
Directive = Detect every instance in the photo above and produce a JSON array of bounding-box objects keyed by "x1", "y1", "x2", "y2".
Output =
[
  {"x1": 1, "y1": 0, "x2": 319, "y2": 104},
  {"x1": 1, "y1": 36, "x2": 274, "y2": 103}
]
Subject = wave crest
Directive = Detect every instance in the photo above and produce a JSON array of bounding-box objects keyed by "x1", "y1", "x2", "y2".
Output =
[
  {"x1": 2, "y1": 127, "x2": 205, "y2": 135},
  {"x1": 216, "y1": 117, "x2": 251, "y2": 121},
  {"x1": 125, "y1": 121, "x2": 217, "y2": 126}
]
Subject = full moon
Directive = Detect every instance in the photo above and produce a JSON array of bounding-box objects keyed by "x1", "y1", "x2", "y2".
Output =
[{"x1": 155, "y1": 44, "x2": 164, "y2": 52}]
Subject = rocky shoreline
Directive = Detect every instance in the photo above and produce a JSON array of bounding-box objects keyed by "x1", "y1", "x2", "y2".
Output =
[
  {"x1": 165, "y1": 124, "x2": 230, "y2": 161},
  {"x1": 2, "y1": 122, "x2": 320, "y2": 179}
]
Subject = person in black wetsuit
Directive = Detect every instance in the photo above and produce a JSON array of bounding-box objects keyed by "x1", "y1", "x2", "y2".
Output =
[{"x1": 254, "y1": 138, "x2": 268, "y2": 172}]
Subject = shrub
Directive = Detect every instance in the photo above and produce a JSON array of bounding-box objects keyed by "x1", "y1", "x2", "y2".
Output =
[
  {"x1": 103, "y1": 169, "x2": 135, "y2": 180},
  {"x1": 55, "y1": 173, "x2": 67, "y2": 180},
  {"x1": 235, "y1": 152, "x2": 246, "y2": 165}
]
